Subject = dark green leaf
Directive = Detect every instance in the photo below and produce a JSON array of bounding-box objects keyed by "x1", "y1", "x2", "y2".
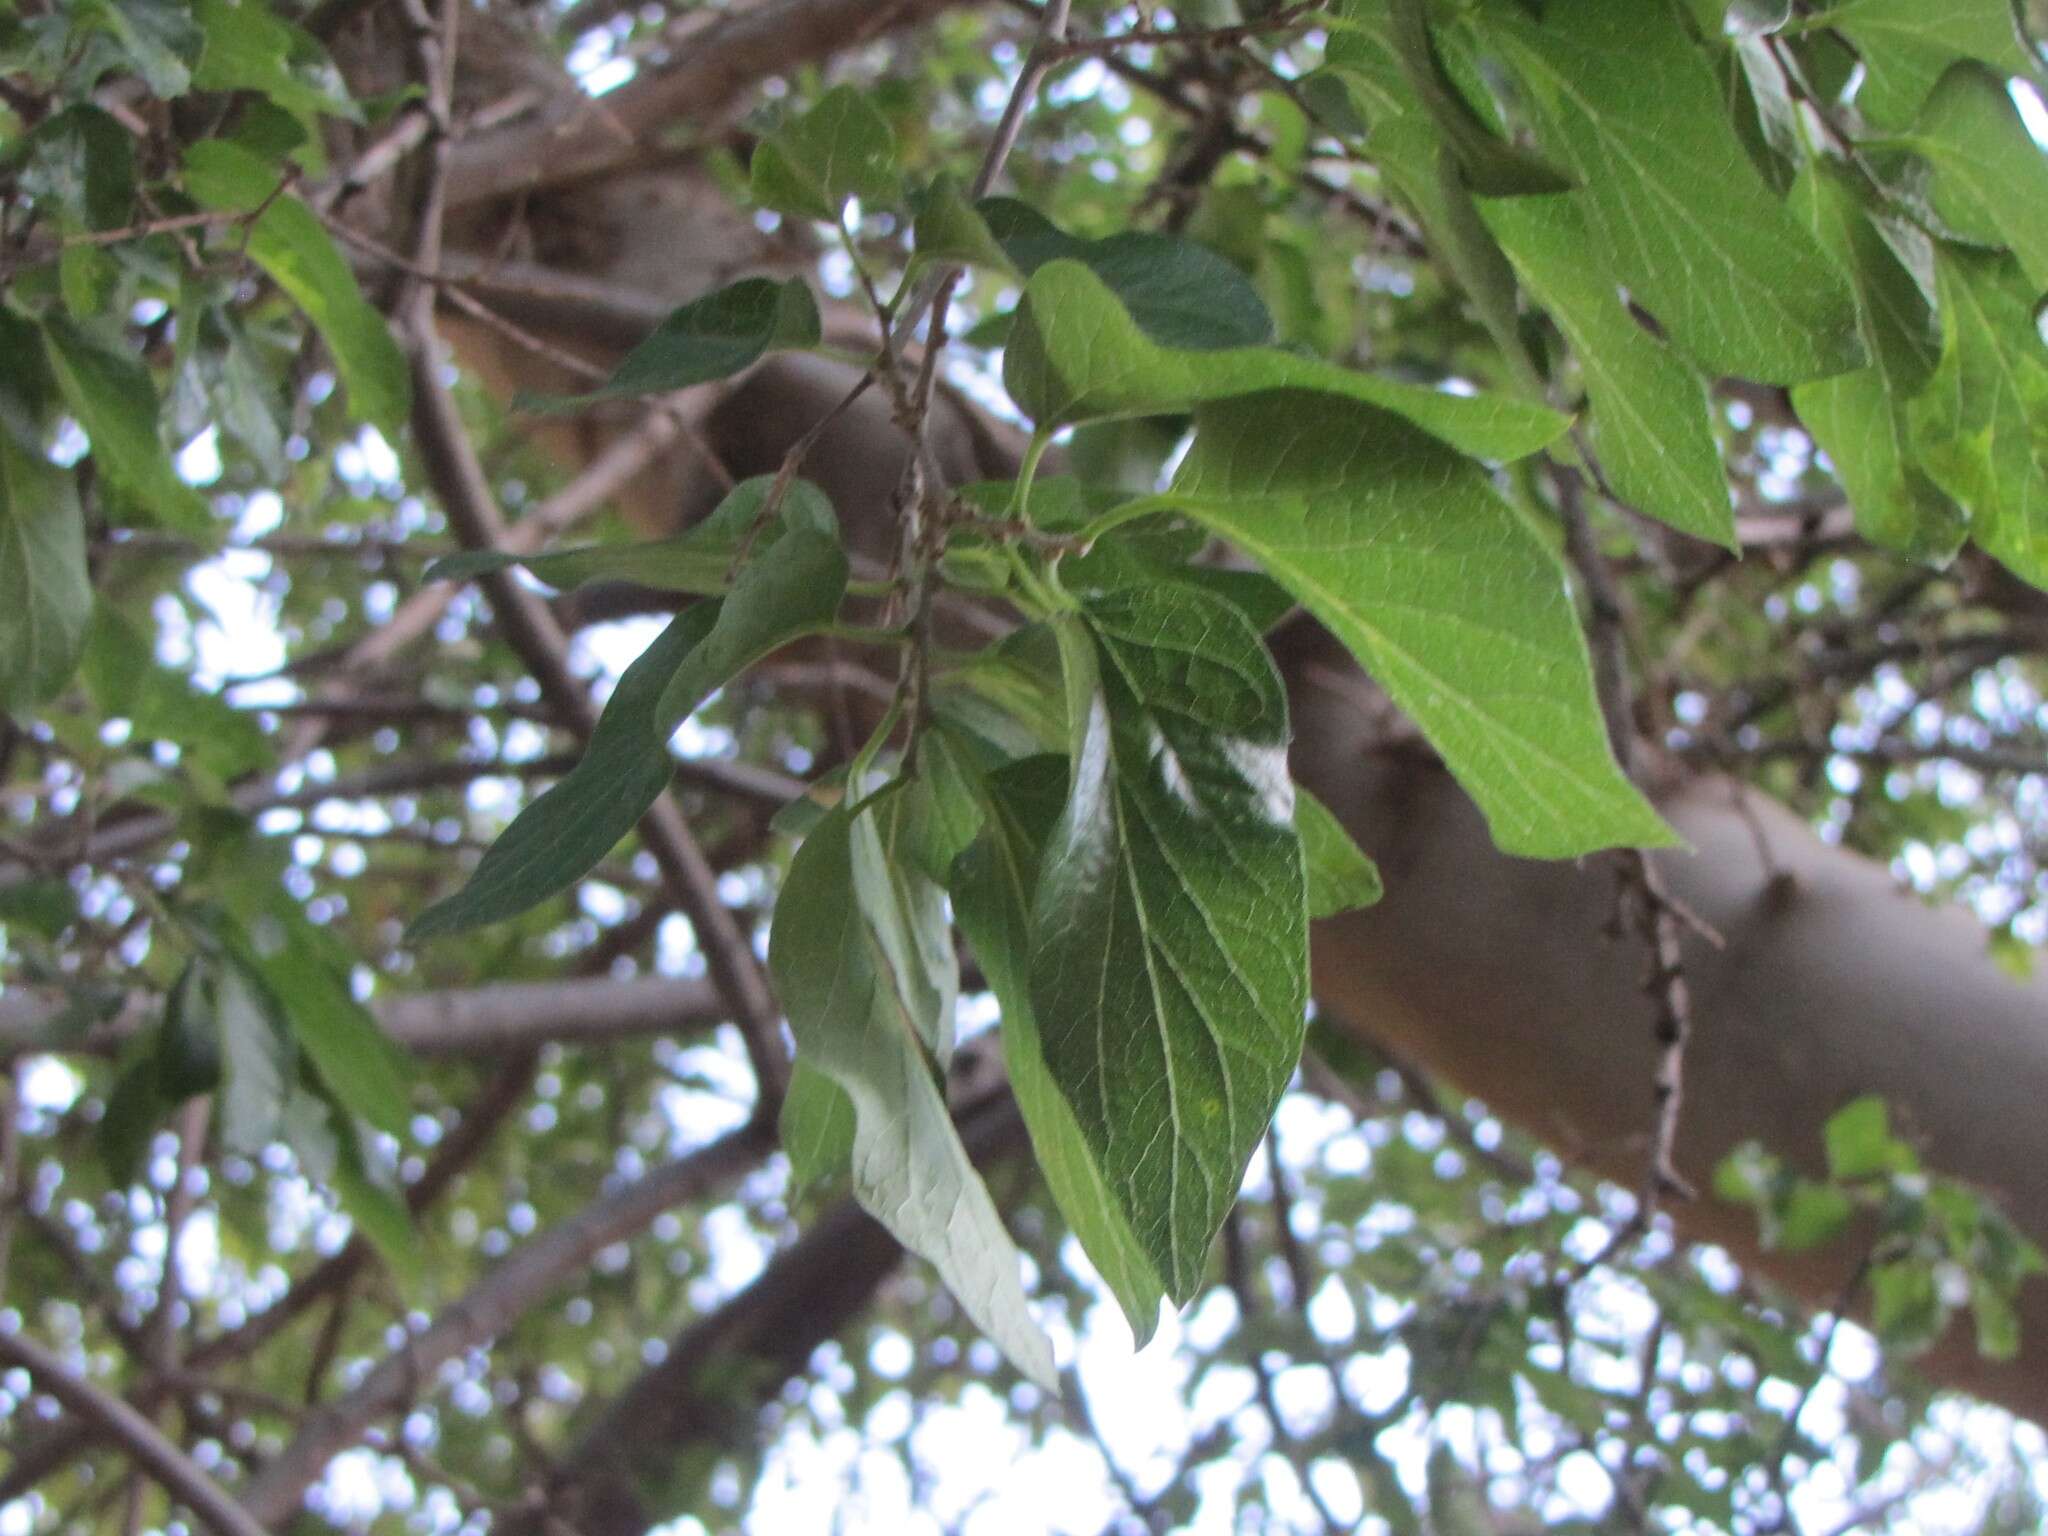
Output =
[
  {"x1": 652, "y1": 525, "x2": 847, "y2": 733},
  {"x1": 911, "y1": 177, "x2": 1016, "y2": 274},
  {"x1": 0, "y1": 432, "x2": 92, "y2": 710},
  {"x1": 1005, "y1": 258, "x2": 1569, "y2": 456},
  {"x1": 41, "y1": 314, "x2": 213, "y2": 532},
  {"x1": 1385, "y1": 0, "x2": 1573, "y2": 196},
  {"x1": 1496, "y1": 0, "x2": 1865, "y2": 383},
  {"x1": 530, "y1": 278, "x2": 821, "y2": 409},
  {"x1": 96, "y1": 0, "x2": 204, "y2": 96},
  {"x1": 1297, "y1": 788, "x2": 1383, "y2": 919},
  {"x1": 980, "y1": 199, "x2": 1276, "y2": 351},
  {"x1": 406, "y1": 603, "x2": 720, "y2": 938},
  {"x1": 771, "y1": 800, "x2": 1056, "y2": 1388},
  {"x1": 183, "y1": 140, "x2": 410, "y2": 433},
  {"x1": 1167, "y1": 390, "x2": 1675, "y2": 857},
  {"x1": 1029, "y1": 593, "x2": 1307, "y2": 1301},
  {"x1": 950, "y1": 755, "x2": 1170, "y2": 1344},
  {"x1": 426, "y1": 476, "x2": 834, "y2": 595},
  {"x1": 750, "y1": 84, "x2": 901, "y2": 221},
  {"x1": 213, "y1": 958, "x2": 295, "y2": 1156}
]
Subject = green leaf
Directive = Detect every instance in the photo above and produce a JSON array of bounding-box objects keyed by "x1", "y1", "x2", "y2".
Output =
[
  {"x1": 530, "y1": 278, "x2": 821, "y2": 410},
  {"x1": 979, "y1": 199, "x2": 1276, "y2": 351},
  {"x1": 1495, "y1": 0, "x2": 1865, "y2": 383},
  {"x1": 194, "y1": 0, "x2": 360, "y2": 132},
  {"x1": 750, "y1": 84, "x2": 901, "y2": 221},
  {"x1": 212, "y1": 958, "x2": 295, "y2": 1157},
  {"x1": 407, "y1": 603, "x2": 720, "y2": 939},
  {"x1": 1823, "y1": 1094, "x2": 1913, "y2": 1180},
  {"x1": 779, "y1": 1060, "x2": 856, "y2": 1191},
  {"x1": 426, "y1": 476, "x2": 833, "y2": 595},
  {"x1": 949, "y1": 753, "x2": 1169, "y2": 1345},
  {"x1": 652, "y1": 521, "x2": 847, "y2": 734},
  {"x1": 1166, "y1": 390, "x2": 1676, "y2": 858},
  {"x1": 1776, "y1": 1181, "x2": 1856, "y2": 1252},
  {"x1": 1909, "y1": 250, "x2": 2048, "y2": 587},
  {"x1": 1297, "y1": 788, "x2": 1383, "y2": 919},
  {"x1": 1481, "y1": 193, "x2": 1734, "y2": 546},
  {"x1": 1900, "y1": 63, "x2": 2048, "y2": 290},
  {"x1": 0, "y1": 433, "x2": 91, "y2": 711},
  {"x1": 1816, "y1": 0, "x2": 2036, "y2": 127},
  {"x1": 81, "y1": 603, "x2": 269, "y2": 778},
  {"x1": 911, "y1": 177, "x2": 1017, "y2": 275},
  {"x1": 182, "y1": 140, "x2": 409, "y2": 434},
  {"x1": 1385, "y1": 0, "x2": 1572, "y2": 196},
  {"x1": 96, "y1": 0, "x2": 204, "y2": 96},
  {"x1": 232, "y1": 909, "x2": 412, "y2": 1138},
  {"x1": 1005, "y1": 259, "x2": 1569, "y2": 458},
  {"x1": 333, "y1": 1128, "x2": 425, "y2": 1288},
  {"x1": 1028, "y1": 592, "x2": 1307, "y2": 1301},
  {"x1": 19, "y1": 105, "x2": 135, "y2": 232},
  {"x1": 1789, "y1": 163, "x2": 1967, "y2": 561},
  {"x1": 41, "y1": 314, "x2": 213, "y2": 532},
  {"x1": 771, "y1": 800, "x2": 1057, "y2": 1389},
  {"x1": 1870, "y1": 1258, "x2": 1943, "y2": 1351}
]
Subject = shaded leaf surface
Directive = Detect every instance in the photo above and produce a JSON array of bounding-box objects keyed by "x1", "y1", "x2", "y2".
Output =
[
  {"x1": 1029, "y1": 594, "x2": 1307, "y2": 1301},
  {"x1": 0, "y1": 434, "x2": 91, "y2": 710}
]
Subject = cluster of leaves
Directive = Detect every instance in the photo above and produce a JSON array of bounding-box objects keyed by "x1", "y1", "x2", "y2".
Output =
[
  {"x1": 2, "y1": 0, "x2": 2048, "y2": 1529},
  {"x1": 1718, "y1": 1096, "x2": 2047, "y2": 1361}
]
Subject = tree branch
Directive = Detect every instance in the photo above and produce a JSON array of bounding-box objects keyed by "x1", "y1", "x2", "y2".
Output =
[
  {"x1": 239, "y1": 1119, "x2": 775, "y2": 1528},
  {"x1": 0, "y1": 1330, "x2": 270, "y2": 1536}
]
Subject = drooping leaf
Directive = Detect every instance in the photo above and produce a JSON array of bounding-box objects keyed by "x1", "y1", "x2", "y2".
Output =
[
  {"x1": 425, "y1": 477, "x2": 834, "y2": 596},
  {"x1": 1820, "y1": 0, "x2": 2037, "y2": 127},
  {"x1": 771, "y1": 801, "x2": 1057, "y2": 1388},
  {"x1": 750, "y1": 84, "x2": 902, "y2": 221},
  {"x1": 1297, "y1": 788, "x2": 1384, "y2": 919},
  {"x1": 1909, "y1": 250, "x2": 2048, "y2": 588},
  {"x1": 1899, "y1": 63, "x2": 2048, "y2": 290},
  {"x1": 949, "y1": 752, "x2": 1169, "y2": 1344},
  {"x1": 1481, "y1": 193, "x2": 1734, "y2": 546},
  {"x1": 1166, "y1": 390, "x2": 1675, "y2": 857},
  {"x1": 1029, "y1": 593, "x2": 1307, "y2": 1302},
  {"x1": 228, "y1": 905, "x2": 413, "y2": 1138},
  {"x1": 406, "y1": 603, "x2": 721, "y2": 939},
  {"x1": 1005, "y1": 258, "x2": 1569, "y2": 458},
  {"x1": 1788, "y1": 163, "x2": 1966, "y2": 561},
  {"x1": 1495, "y1": 0, "x2": 1864, "y2": 383},
  {"x1": 979, "y1": 199, "x2": 1276, "y2": 351},
  {"x1": 212, "y1": 958, "x2": 296, "y2": 1157},
  {"x1": 182, "y1": 140, "x2": 410, "y2": 434},
  {"x1": 41, "y1": 314, "x2": 213, "y2": 532},
  {"x1": 530, "y1": 278, "x2": 821, "y2": 409},
  {"x1": 0, "y1": 433, "x2": 92, "y2": 711}
]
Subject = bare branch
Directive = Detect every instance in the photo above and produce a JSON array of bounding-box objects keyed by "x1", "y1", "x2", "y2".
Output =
[
  {"x1": 239, "y1": 1119, "x2": 775, "y2": 1529},
  {"x1": 0, "y1": 1330, "x2": 271, "y2": 1536}
]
